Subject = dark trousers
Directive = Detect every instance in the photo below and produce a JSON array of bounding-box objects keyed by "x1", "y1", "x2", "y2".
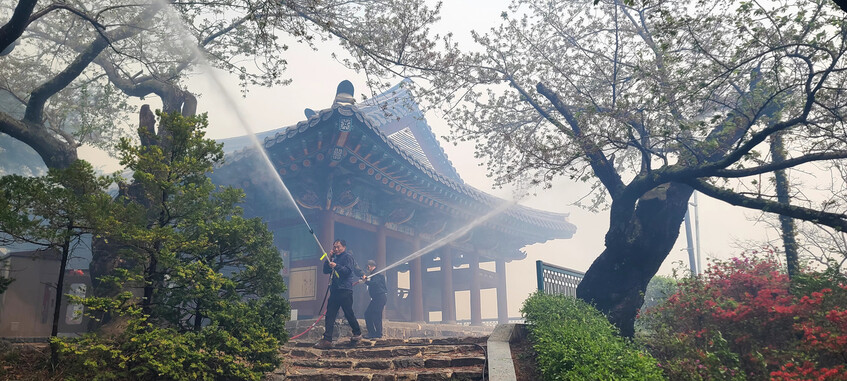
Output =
[
  {"x1": 364, "y1": 293, "x2": 387, "y2": 337},
  {"x1": 324, "y1": 289, "x2": 361, "y2": 341}
]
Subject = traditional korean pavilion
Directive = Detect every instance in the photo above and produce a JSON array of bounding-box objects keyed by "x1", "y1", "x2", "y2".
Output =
[{"x1": 212, "y1": 80, "x2": 576, "y2": 325}]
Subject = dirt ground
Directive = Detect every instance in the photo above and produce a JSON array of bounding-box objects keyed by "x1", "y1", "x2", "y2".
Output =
[
  {"x1": 0, "y1": 342, "x2": 58, "y2": 381},
  {"x1": 510, "y1": 333, "x2": 541, "y2": 381}
]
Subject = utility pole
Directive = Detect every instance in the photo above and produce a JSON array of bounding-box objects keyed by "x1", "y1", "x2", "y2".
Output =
[
  {"x1": 684, "y1": 208, "x2": 697, "y2": 275},
  {"x1": 693, "y1": 192, "x2": 702, "y2": 275},
  {"x1": 683, "y1": 192, "x2": 704, "y2": 275}
]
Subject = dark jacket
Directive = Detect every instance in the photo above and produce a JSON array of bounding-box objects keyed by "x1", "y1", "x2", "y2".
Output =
[
  {"x1": 323, "y1": 250, "x2": 363, "y2": 291},
  {"x1": 365, "y1": 273, "x2": 387, "y2": 298}
]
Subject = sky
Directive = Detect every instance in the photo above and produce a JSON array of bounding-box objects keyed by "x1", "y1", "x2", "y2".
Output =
[{"x1": 77, "y1": 1, "x2": 780, "y2": 320}]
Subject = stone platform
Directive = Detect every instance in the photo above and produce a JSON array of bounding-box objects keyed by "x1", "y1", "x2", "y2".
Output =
[{"x1": 286, "y1": 319, "x2": 495, "y2": 342}]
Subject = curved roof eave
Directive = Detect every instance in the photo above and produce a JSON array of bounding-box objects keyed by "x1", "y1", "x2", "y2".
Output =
[{"x1": 224, "y1": 103, "x2": 576, "y2": 240}]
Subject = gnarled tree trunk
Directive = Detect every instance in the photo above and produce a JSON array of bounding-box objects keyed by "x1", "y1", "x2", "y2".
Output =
[
  {"x1": 577, "y1": 182, "x2": 693, "y2": 337},
  {"x1": 0, "y1": 113, "x2": 78, "y2": 169},
  {"x1": 0, "y1": 0, "x2": 37, "y2": 55}
]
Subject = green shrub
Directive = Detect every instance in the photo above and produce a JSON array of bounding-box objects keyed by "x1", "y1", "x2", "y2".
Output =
[
  {"x1": 521, "y1": 291, "x2": 663, "y2": 380},
  {"x1": 49, "y1": 112, "x2": 289, "y2": 380},
  {"x1": 54, "y1": 289, "x2": 286, "y2": 380}
]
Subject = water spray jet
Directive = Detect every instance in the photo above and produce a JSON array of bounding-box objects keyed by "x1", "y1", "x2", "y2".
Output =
[
  {"x1": 155, "y1": 0, "x2": 330, "y2": 254},
  {"x1": 370, "y1": 200, "x2": 518, "y2": 278}
]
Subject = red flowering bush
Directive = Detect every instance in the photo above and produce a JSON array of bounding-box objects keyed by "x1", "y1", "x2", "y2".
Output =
[{"x1": 637, "y1": 249, "x2": 847, "y2": 381}]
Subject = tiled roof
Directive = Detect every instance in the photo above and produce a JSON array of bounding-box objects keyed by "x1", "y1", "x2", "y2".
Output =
[
  {"x1": 222, "y1": 82, "x2": 576, "y2": 239},
  {"x1": 358, "y1": 80, "x2": 463, "y2": 182},
  {"x1": 217, "y1": 129, "x2": 279, "y2": 154},
  {"x1": 388, "y1": 127, "x2": 434, "y2": 169},
  {"x1": 251, "y1": 103, "x2": 574, "y2": 237}
]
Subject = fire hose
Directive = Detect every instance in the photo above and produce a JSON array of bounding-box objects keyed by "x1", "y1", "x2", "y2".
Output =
[{"x1": 288, "y1": 268, "x2": 369, "y2": 340}]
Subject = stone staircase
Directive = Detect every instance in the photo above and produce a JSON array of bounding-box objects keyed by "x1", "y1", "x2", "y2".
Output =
[{"x1": 268, "y1": 336, "x2": 489, "y2": 380}]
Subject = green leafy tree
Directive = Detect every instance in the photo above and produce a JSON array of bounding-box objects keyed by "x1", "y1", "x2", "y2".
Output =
[
  {"x1": 333, "y1": 0, "x2": 847, "y2": 336},
  {"x1": 0, "y1": 160, "x2": 116, "y2": 366},
  {"x1": 57, "y1": 111, "x2": 289, "y2": 380}
]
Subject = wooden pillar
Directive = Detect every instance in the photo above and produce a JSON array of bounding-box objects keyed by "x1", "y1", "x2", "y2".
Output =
[
  {"x1": 496, "y1": 258, "x2": 508, "y2": 324},
  {"x1": 410, "y1": 238, "x2": 424, "y2": 322},
  {"x1": 387, "y1": 268, "x2": 399, "y2": 319},
  {"x1": 441, "y1": 246, "x2": 456, "y2": 323},
  {"x1": 315, "y1": 210, "x2": 335, "y2": 316},
  {"x1": 375, "y1": 225, "x2": 391, "y2": 320},
  {"x1": 376, "y1": 226, "x2": 387, "y2": 269},
  {"x1": 470, "y1": 251, "x2": 482, "y2": 326}
]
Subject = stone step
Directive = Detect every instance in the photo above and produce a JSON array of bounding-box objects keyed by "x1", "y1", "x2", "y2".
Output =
[
  {"x1": 287, "y1": 336, "x2": 488, "y2": 348},
  {"x1": 272, "y1": 336, "x2": 489, "y2": 380},
  {"x1": 273, "y1": 367, "x2": 486, "y2": 381},
  {"x1": 287, "y1": 355, "x2": 487, "y2": 370},
  {"x1": 284, "y1": 319, "x2": 494, "y2": 343},
  {"x1": 282, "y1": 344, "x2": 486, "y2": 359}
]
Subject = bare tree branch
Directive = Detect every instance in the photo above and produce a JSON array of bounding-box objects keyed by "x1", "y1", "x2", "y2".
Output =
[
  {"x1": 710, "y1": 151, "x2": 847, "y2": 178},
  {"x1": 27, "y1": 3, "x2": 107, "y2": 31},
  {"x1": 688, "y1": 179, "x2": 847, "y2": 231},
  {"x1": 23, "y1": 3, "x2": 162, "y2": 124},
  {"x1": 536, "y1": 81, "x2": 625, "y2": 197}
]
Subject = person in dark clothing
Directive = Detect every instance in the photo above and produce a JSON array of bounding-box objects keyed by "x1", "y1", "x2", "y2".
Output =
[
  {"x1": 363, "y1": 260, "x2": 387, "y2": 339},
  {"x1": 315, "y1": 239, "x2": 364, "y2": 349}
]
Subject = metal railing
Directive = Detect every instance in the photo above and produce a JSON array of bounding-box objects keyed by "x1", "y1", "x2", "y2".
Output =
[
  {"x1": 456, "y1": 317, "x2": 525, "y2": 326},
  {"x1": 536, "y1": 260, "x2": 585, "y2": 297}
]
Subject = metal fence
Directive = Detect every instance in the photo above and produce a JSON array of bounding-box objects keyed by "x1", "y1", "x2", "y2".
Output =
[
  {"x1": 536, "y1": 260, "x2": 585, "y2": 297},
  {"x1": 456, "y1": 317, "x2": 525, "y2": 326}
]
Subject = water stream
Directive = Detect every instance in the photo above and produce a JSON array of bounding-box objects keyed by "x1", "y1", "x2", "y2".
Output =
[
  {"x1": 157, "y1": 2, "x2": 521, "y2": 276},
  {"x1": 156, "y1": 1, "x2": 328, "y2": 256},
  {"x1": 372, "y1": 200, "x2": 517, "y2": 277}
]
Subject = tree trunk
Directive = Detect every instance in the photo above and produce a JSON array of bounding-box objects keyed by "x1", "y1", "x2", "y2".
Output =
[
  {"x1": 577, "y1": 182, "x2": 693, "y2": 337},
  {"x1": 194, "y1": 302, "x2": 202, "y2": 331},
  {"x1": 142, "y1": 253, "x2": 157, "y2": 316},
  {"x1": 161, "y1": 89, "x2": 197, "y2": 117},
  {"x1": 0, "y1": 113, "x2": 78, "y2": 169},
  {"x1": 51, "y1": 232, "x2": 71, "y2": 369},
  {"x1": 0, "y1": 0, "x2": 37, "y2": 55},
  {"x1": 770, "y1": 133, "x2": 799, "y2": 278}
]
